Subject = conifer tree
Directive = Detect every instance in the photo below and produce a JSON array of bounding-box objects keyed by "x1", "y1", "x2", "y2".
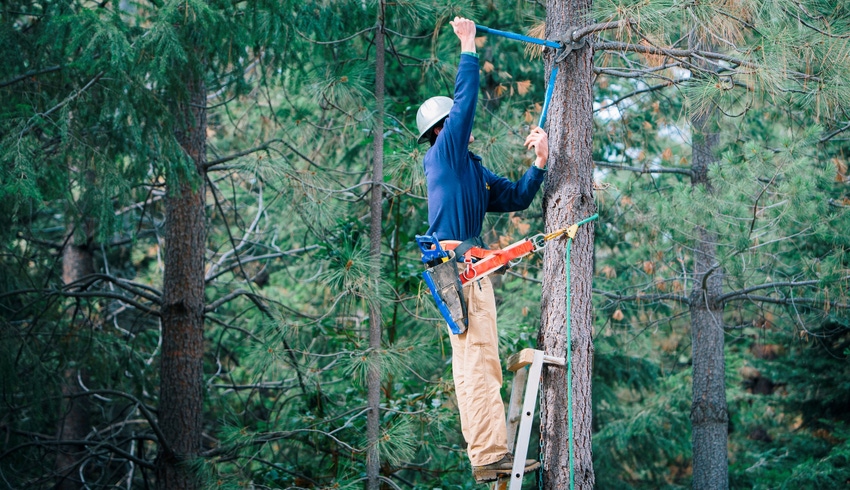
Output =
[
  {"x1": 585, "y1": 1, "x2": 850, "y2": 487},
  {"x1": 539, "y1": 0, "x2": 598, "y2": 487},
  {"x1": 366, "y1": 1, "x2": 387, "y2": 487},
  {"x1": 3, "y1": 0, "x2": 847, "y2": 488},
  {"x1": 537, "y1": 0, "x2": 850, "y2": 487}
]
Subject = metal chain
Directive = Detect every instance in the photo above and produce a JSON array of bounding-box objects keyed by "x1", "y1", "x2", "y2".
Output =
[{"x1": 538, "y1": 381, "x2": 545, "y2": 489}]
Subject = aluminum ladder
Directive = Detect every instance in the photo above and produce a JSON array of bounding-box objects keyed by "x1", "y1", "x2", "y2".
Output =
[{"x1": 494, "y1": 348, "x2": 565, "y2": 490}]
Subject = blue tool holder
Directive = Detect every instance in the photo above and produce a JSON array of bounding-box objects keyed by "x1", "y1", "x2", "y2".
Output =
[
  {"x1": 415, "y1": 234, "x2": 448, "y2": 264},
  {"x1": 415, "y1": 235, "x2": 468, "y2": 334}
]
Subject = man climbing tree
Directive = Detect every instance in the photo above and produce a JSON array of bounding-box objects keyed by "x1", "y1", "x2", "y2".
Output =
[{"x1": 415, "y1": 16, "x2": 549, "y2": 484}]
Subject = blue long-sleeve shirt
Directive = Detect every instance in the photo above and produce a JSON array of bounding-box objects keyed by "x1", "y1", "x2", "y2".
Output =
[{"x1": 424, "y1": 54, "x2": 546, "y2": 242}]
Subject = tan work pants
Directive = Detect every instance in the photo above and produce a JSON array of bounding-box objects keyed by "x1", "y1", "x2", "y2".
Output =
[{"x1": 450, "y1": 269, "x2": 508, "y2": 466}]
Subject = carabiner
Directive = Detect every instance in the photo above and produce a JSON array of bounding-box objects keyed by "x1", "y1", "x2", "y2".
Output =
[{"x1": 531, "y1": 234, "x2": 547, "y2": 252}]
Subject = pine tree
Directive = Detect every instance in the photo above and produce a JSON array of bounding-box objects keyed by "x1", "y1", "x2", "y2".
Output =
[
  {"x1": 539, "y1": 0, "x2": 598, "y2": 487},
  {"x1": 586, "y1": 0, "x2": 850, "y2": 487}
]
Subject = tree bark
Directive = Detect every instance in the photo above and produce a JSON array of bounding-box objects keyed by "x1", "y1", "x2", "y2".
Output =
[
  {"x1": 55, "y1": 227, "x2": 94, "y2": 490},
  {"x1": 366, "y1": 4, "x2": 386, "y2": 488},
  {"x1": 689, "y1": 108, "x2": 729, "y2": 489},
  {"x1": 539, "y1": 0, "x2": 596, "y2": 487},
  {"x1": 154, "y1": 73, "x2": 207, "y2": 490}
]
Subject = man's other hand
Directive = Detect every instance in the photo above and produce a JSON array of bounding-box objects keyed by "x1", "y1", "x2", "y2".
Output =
[{"x1": 524, "y1": 127, "x2": 549, "y2": 169}]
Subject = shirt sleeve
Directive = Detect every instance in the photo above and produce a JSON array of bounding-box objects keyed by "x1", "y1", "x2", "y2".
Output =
[
  {"x1": 485, "y1": 165, "x2": 547, "y2": 212},
  {"x1": 433, "y1": 54, "x2": 479, "y2": 168}
]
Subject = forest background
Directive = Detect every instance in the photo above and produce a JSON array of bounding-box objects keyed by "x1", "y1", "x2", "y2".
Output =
[{"x1": 1, "y1": 0, "x2": 848, "y2": 489}]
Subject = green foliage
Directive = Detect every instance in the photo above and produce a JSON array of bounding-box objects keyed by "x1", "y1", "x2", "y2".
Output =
[{"x1": 2, "y1": 0, "x2": 849, "y2": 487}]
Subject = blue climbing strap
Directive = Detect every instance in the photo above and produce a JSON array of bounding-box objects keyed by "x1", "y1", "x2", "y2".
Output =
[{"x1": 475, "y1": 24, "x2": 561, "y2": 128}]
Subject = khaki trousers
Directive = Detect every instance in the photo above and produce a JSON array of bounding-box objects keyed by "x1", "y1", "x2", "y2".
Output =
[{"x1": 450, "y1": 269, "x2": 508, "y2": 466}]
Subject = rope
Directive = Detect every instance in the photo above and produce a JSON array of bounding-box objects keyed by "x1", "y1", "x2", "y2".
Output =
[{"x1": 563, "y1": 213, "x2": 597, "y2": 490}]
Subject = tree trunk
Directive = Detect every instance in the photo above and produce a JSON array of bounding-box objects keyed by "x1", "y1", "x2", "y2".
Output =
[
  {"x1": 366, "y1": 4, "x2": 386, "y2": 488},
  {"x1": 55, "y1": 227, "x2": 94, "y2": 490},
  {"x1": 539, "y1": 0, "x2": 596, "y2": 487},
  {"x1": 689, "y1": 108, "x2": 729, "y2": 489},
  {"x1": 155, "y1": 74, "x2": 207, "y2": 490}
]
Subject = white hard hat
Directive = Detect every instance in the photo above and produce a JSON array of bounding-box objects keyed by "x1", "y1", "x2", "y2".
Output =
[{"x1": 416, "y1": 96, "x2": 453, "y2": 144}]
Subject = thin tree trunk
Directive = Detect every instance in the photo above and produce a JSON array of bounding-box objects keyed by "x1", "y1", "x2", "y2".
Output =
[
  {"x1": 366, "y1": 4, "x2": 386, "y2": 488},
  {"x1": 55, "y1": 227, "x2": 94, "y2": 490},
  {"x1": 689, "y1": 107, "x2": 729, "y2": 489},
  {"x1": 155, "y1": 73, "x2": 207, "y2": 490},
  {"x1": 539, "y1": 0, "x2": 596, "y2": 487}
]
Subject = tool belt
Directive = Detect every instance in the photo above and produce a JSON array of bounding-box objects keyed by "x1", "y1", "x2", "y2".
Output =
[
  {"x1": 442, "y1": 236, "x2": 486, "y2": 262},
  {"x1": 414, "y1": 215, "x2": 600, "y2": 335},
  {"x1": 414, "y1": 235, "x2": 468, "y2": 334}
]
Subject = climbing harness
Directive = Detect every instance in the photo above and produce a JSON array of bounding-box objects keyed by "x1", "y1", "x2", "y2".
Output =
[{"x1": 416, "y1": 215, "x2": 596, "y2": 337}]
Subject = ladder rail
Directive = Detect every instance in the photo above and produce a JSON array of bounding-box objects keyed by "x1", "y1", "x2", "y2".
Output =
[
  {"x1": 505, "y1": 365, "x2": 528, "y2": 452},
  {"x1": 509, "y1": 350, "x2": 544, "y2": 490},
  {"x1": 495, "y1": 349, "x2": 565, "y2": 490}
]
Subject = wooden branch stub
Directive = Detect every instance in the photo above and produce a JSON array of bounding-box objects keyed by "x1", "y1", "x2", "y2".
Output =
[{"x1": 506, "y1": 348, "x2": 566, "y2": 372}]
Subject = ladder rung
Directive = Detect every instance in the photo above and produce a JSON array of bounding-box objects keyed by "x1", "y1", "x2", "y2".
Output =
[{"x1": 506, "y1": 348, "x2": 565, "y2": 372}]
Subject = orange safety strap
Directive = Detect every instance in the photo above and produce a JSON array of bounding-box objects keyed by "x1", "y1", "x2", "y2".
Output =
[
  {"x1": 452, "y1": 222, "x2": 582, "y2": 286},
  {"x1": 459, "y1": 238, "x2": 536, "y2": 285}
]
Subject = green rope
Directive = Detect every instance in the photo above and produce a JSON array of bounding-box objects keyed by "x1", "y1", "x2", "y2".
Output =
[{"x1": 564, "y1": 213, "x2": 598, "y2": 490}]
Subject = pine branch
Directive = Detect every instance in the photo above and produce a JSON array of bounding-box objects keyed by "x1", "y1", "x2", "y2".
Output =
[
  {"x1": 0, "y1": 438, "x2": 155, "y2": 470},
  {"x1": 15, "y1": 231, "x2": 64, "y2": 250},
  {"x1": 748, "y1": 173, "x2": 780, "y2": 239},
  {"x1": 209, "y1": 380, "x2": 298, "y2": 391},
  {"x1": 205, "y1": 138, "x2": 283, "y2": 169},
  {"x1": 593, "y1": 66, "x2": 684, "y2": 81},
  {"x1": 593, "y1": 288, "x2": 691, "y2": 304},
  {"x1": 205, "y1": 285, "x2": 313, "y2": 398},
  {"x1": 784, "y1": 3, "x2": 850, "y2": 39},
  {"x1": 718, "y1": 277, "x2": 850, "y2": 303},
  {"x1": 594, "y1": 80, "x2": 686, "y2": 113},
  {"x1": 384, "y1": 28, "x2": 431, "y2": 40},
  {"x1": 59, "y1": 388, "x2": 169, "y2": 458},
  {"x1": 0, "y1": 65, "x2": 62, "y2": 88},
  {"x1": 594, "y1": 161, "x2": 692, "y2": 176},
  {"x1": 205, "y1": 288, "x2": 259, "y2": 311},
  {"x1": 205, "y1": 174, "x2": 263, "y2": 288},
  {"x1": 594, "y1": 40, "x2": 755, "y2": 70},
  {"x1": 59, "y1": 290, "x2": 160, "y2": 316},
  {"x1": 205, "y1": 245, "x2": 320, "y2": 282},
  {"x1": 64, "y1": 273, "x2": 162, "y2": 302},
  {"x1": 203, "y1": 424, "x2": 366, "y2": 458},
  {"x1": 572, "y1": 19, "x2": 637, "y2": 42},
  {"x1": 820, "y1": 121, "x2": 850, "y2": 143},
  {"x1": 724, "y1": 293, "x2": 848, "y2": 309},
  {"x1": 19, "y1": 71, "x2": 105, "y2": 138},
  {"x1": 295, "y1": 25, "x2": 377, "y2": 45}
]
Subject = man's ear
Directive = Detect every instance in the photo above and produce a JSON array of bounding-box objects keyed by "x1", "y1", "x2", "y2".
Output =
[{"x1": 433, "y1": 126, "x2": 442, "y2": 136}]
